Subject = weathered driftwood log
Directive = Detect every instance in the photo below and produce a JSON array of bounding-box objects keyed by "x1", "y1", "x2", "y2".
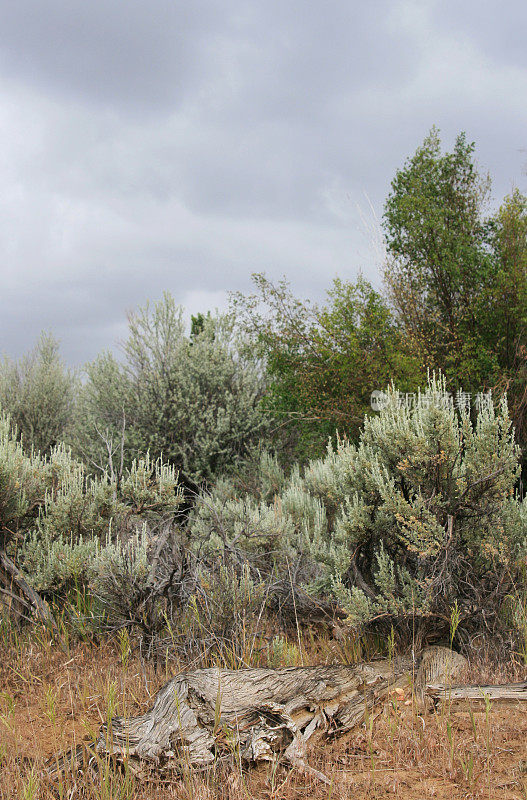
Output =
[
  {"x1": 100, "y1": 661, "x2": 404, "y2": 770},
  {"x1": 47, "y1": 647, "x2": 468, "y2": 784},
  {"x1": 426, "y1": 680, "x2": 527, "y2": 711},
  {"x1": 92, "y1": 646, "x2": 466, "y2": 779}
]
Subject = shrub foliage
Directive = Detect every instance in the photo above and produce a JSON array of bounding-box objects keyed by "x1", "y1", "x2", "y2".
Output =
[
  {"x1": 70, "y1": 294, "x2": 272, "y2": 482},
  {"x1": 189, "y1": 378, "x2": 526, "y2": 645}
]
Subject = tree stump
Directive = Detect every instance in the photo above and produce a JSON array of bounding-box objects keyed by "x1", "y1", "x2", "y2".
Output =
[
  {"x1": 93, "y1": 646, "x2": 466, "y2": 779},
  {"x1": 47, "y1": 646, "x2": 468, "y2": 784}
]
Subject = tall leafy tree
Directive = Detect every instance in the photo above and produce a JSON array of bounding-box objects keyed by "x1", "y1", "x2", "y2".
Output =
[
  {"x1": 382, "y1": 129, "x2": 527, "y2": 460},
  {"x1": 486, "y1": 189, "x2": 527, "y2": 449},
  {"x1": 383, "y1": 127, "x2": 496, "y2": 388},
  {"x1": 235, "y1": 274, "x2": 422, "y2": 460}
]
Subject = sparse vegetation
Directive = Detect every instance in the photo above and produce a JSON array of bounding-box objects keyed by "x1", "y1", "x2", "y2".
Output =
[{"x1": 1, "y1": 618, "x2": 527, "y2": 799}]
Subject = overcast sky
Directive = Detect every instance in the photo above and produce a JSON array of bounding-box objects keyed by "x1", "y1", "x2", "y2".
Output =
[{"x1": 1, "y1": 0, "x2": 526, "y2": 364}]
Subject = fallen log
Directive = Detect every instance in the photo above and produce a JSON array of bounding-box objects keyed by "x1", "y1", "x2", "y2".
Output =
[
  {"x1": 426, "y1": 680, "x2": 527, "y2": 711},
  {"x1": 102, "y1": 661, "x2": 407, "y2": 770},
  {"x1": 48, "y1": 646, "x2": 467, "y2": 783},
  {"x1": 101, "y1": 647, "x2": 466, "y2": 772}
]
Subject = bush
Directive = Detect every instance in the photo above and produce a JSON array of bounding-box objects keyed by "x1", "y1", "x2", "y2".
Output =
[
  {"x1": 20, "y1": 530, "x2": 99, "y2": 594},
  {"x1": 0, "y1": 413, "x2": 46, "y2": 551},
  {"x1": 189, "y1": 377, "x2": 527, "y2": 647},
  {"x1": 69, "y1": 294, "x2": 273, "y2": 482},
  {"x1": 325, "y1": 378, "x2": 524, "y2": 639},
  {"x1": 0, "y1": 333, "x2": 75, "y2": 455},
  {"x1": 0, "y1": 409, "x2": 182, "y2": 596},
  {"x1": 4, "y1": 373, "x2": 526, "y2": 654}
]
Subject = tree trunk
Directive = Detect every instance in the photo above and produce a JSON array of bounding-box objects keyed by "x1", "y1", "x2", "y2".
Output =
[
  {"x1": 426, "y1": 680, "x2": 527, "y2": 711},
  {"x1": 94, "y1": 647, "x2": 466, "y2": 777},
  {"x1": 47, "y1": 647, "x2": 467, "y2": 783}
]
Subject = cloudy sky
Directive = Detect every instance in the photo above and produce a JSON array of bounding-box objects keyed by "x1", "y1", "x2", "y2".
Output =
[{"x1": 1, "y1": 0, "x2": 526, "y2": 364}]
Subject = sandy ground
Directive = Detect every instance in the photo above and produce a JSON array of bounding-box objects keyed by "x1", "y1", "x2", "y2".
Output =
[{"x1": 1, "y1": 634, "x2": 527, "y2": 799}]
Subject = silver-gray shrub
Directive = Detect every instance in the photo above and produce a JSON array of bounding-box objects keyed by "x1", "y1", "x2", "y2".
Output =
[
  {"x1": 0, "y1": 332, "x2": 75, "y2": 455},
  {"x1": 20, "y1": 454, "x2": 181, "y2": 598},
  {"x1": 1, "y1": 410, "x2": 273, "y2": 653},
  {"x1": 69, "y1": 293, "x2": 273, "y2": 482},
  {"x1": 67, "y1": 350, "x2": 131, "y2": 480},
  {"x1": 0, "y1": 410, "x2": 182, "y2": 600},
  {"x1": 188, "y1": 377, "x2": 527, "y2": 644}
]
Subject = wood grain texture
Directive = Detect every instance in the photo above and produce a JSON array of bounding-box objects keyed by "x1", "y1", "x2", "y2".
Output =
[
  {"x1": 426, "y1": 680, "x2": 527, "y2": 711},
  {"x1": 98, "y1": 647, "x2": 466, "y2": 770},
  {"x1": 48, "y1": 646, "x2": 468, "y2": 782}
]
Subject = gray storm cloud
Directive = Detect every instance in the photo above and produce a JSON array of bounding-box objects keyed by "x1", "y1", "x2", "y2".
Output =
[{"x1": 0, "y1": 0, "x2": 526, "y2": 363}]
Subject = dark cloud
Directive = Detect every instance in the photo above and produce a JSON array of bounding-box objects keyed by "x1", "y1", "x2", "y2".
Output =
[
  {"x1": 0, "y1": 0, "x2": 526, "y2": 364},
  {"x1": 0, "y1": 0, "x2": 224, "y2": 113}
]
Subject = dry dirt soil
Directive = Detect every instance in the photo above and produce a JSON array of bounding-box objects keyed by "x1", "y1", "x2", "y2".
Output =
[{"x1": 1, "y1": 632, "x2": 527, "y2": 800}]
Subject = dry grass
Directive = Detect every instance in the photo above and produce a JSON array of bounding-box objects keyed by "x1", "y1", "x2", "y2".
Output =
[{"x1": 2, "y1": 619, "x2": 527, "y2": 800}]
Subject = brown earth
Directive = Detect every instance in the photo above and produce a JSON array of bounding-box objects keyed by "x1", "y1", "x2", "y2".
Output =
[{"x1": 1, "y1": 630, "x2": 527, "y2": 799}]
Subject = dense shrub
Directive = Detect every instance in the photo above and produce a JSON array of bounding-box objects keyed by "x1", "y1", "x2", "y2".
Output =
[
  {"x1": 0, "y1": 410, "x2": 182, "y2": 595},
  {"x1": 0, "y1": 413, "x2": 45, "y2": 551},
  {"x1": 0, "y1": 333, "x2": 75, "y2": 455},
  {"x1": 70, "y1": 294, "x2": 273, "y2": 482},
  {"x1": 3, "y1": 367, "x2": 527, "y2": 654},
  {"x1": 189, "y1": 377, "x2": 527, "y2": 646},
  {"x1": 324, "y1": 379, "x2": 525, "y2": 644}
]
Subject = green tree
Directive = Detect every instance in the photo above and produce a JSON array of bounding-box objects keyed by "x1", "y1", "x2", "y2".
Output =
[
  {"x1": 190, "y1": 311, "x2": 211, "y2": 338},
  {"x1": 383, "y1": 129, "x2": 527, "y2": 461},
  {"x1": 0, "y1": 332, "x2": 75, "y2": 454},
  {"x1": 486, "y1": 189, "x2": 527, "y2": 448},
  {"x1": 383, "y1": 127, "x2": 495, "y2": 387},
  {"x1": 234, "y1": 274, "x2": 422, "y2": 460}
]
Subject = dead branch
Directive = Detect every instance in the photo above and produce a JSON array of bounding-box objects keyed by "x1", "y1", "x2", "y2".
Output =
[
  {"x1": 426, "y1": 680, "x2": 527, "y2": 711},
  {"x1": 0, "y1": 550, "x2": 56, "y2": 630}
]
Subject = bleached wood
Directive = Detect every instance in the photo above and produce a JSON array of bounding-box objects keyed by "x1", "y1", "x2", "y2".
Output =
[
  {"x1": 48, "y1": 646, "x2": 467, "y2": 782},
  {"x1": 98, "y1": 647, "x2": 467, "y2": 771},
  {"x1": 426, "y1": 680, "x2": 527, "y2": 711}
]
